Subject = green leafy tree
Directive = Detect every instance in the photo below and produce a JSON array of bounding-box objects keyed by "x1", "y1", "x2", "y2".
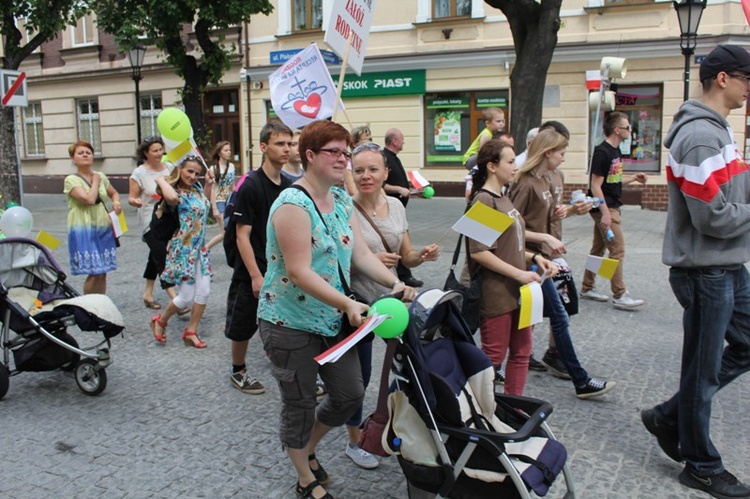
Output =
[
  {"x1": 95, "y1": 0, "x2": 273, "y2": 149},
  {"x1": 484, "y1": 0, "x2": 563, "y2": 149},
  {"x1": 0, "y1": 0, "x2": 88, "y2": 203}
]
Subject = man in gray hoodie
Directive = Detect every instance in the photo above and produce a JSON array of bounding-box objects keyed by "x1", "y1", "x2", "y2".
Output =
[{"x1": 641, "y1": 45, "x2": 750, "y2": 499}]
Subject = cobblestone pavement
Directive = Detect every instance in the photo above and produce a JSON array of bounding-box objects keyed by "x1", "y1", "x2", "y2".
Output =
[{"x1": 1, "y1": 195, "x2": 748, "y2": 498}]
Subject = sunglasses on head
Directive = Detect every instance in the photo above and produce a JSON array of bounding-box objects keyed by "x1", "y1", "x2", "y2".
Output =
[{"x1": 352, "y1": 142, "x2": 383, "y2": 155}]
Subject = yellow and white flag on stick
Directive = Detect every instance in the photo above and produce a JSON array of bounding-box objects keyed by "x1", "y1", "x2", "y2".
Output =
[
  {"x1": 36, "y1": 230, "x2": 61, "y2": 250},
  {"x1": 518, "y1": 282, "x2": 544, "y2": 329},
  {"x1": 584, "y1": 255, "x2": 619, "y2": 280},
  {"x1": 451, "y1": 201, "x2": 514, "y2": 247},
  {"x1": 162, "y1": 135, "x2": 203, "y2": 166}
]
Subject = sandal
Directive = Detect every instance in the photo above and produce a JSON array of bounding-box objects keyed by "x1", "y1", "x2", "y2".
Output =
[
  {"x1": 150, "y1": 314, "x2": 167, "y2": 344},
  {"x1": 295, "y1": 480, "x2": 334, "y2": 499},
  {"x1": 308, "y1": 453, "x2": 330, "y2": 485},
  {"x1": 143, "y1": 298, "x2": 161, "y2": 310},
  {"x1": 181, "y1": 329, "x2": 207, "y2": 349}
]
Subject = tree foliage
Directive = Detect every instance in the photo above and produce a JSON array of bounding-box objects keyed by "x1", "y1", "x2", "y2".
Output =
[
  {"x1": 95, "y1": 0, "x2": 273, "y2": 148},
  {"x1": 484, "y1": 0, "x2": 563, "y2": 149},
  {"x1": 0, "y1": 0, "x2": 89, "y2": 203}
]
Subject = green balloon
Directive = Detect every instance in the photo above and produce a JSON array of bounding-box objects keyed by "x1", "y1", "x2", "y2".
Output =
[
  {"x1": 6, "y1": 201, "x2": 19, "y2": 208},
  {"x1": 367, "y1": 297, "x2": 409, "y2": 339},
  {"x1": 157, "y1": 108, "x2": 192, "y2": 142},
  {"x1": 422, "y1": 186, "x2": 435, "y2": 199}
]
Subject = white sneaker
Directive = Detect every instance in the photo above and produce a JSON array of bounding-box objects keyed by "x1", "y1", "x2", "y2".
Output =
[
  {"x1": 580, "y1": 289, "x2": 609, "y2": 302},
  {"x1": 612, "y1": 291, "x2": 644, "y2": 310},
  {"x1": 346, "y1": 443, "x2": 379, "y2": 469}
]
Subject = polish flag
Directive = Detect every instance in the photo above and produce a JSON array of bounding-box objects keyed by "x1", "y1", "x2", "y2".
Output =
[
  {"x1": 408, "y1": 171, "x2": 430, "y2": 190},
  {"x1": 586, "y1": 70, "x2": 602, "y2": 91}
]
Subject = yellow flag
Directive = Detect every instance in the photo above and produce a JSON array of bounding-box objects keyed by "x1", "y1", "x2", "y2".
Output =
[
  {"x1": 36, "y1": 230, "x2": 61, "y2": 250},
  {"x1": 584, "y1": 255, "x2": 619, "y2": 280},
  {"x1": 518, "y1": 282, "x2": 544, "y2": 329}
]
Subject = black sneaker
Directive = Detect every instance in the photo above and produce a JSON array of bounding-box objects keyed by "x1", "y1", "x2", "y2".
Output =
[
  {"x1": 528, "y1": 354, "x2": 548, "y2": 372},
  {"x1": 230, "y1": 370, "x2": 266, "y2": 394},
  {"x1": 403, "y1": 276, "x2": 424, "y2": 288},
  {"x1": 679, "y1": 466, "x2": 750, "y2": 498},
  {"x1": 575, "y1": 377, "x2": 616, "y2": 399},
  {"x1": 494, "y1": 367, "x2": 505, "y2": 385},
  {"x1": 641, "y1": 408, "x2": 681, "y2": 463},
  {"x1": 541, "y1": 350, "x2": 572, "y2": 380}
]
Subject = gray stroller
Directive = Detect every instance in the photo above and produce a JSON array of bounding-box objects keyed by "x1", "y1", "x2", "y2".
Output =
[{"x1": 0, "y1": 238, "x2": 124, "y2": 399}]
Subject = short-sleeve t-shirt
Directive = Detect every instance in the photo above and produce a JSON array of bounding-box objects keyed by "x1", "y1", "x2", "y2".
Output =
[
  {"x1": 130, "y1": 163, "x2": 172, "y2": 234},
  {"x1": 589, "y1": 141, "x2": 623, "y2": 208},
  {"x1": 468, "y1": 190, "x2": 526, "y2": 317},
  {"x1": 350, "y1": 196, "x2": 407, "y2": 303},
  {"x1": 232, "y1": 167, "x2": 291, "y2": 282},
  {"x1": 257, "y1": 187, "x2": 354, "y2": 337},
  {"x1": 508, "y1": 172, "x2": 555, "y2": 256}
]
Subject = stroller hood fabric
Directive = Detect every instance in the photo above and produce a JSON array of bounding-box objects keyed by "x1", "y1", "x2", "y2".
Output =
[{"x1": 53, "y1": 294, "x2": 125, "y2": 338}]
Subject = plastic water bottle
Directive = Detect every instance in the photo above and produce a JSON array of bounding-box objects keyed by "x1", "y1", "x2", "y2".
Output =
[
  {"x1": 605, "y1": 228, "x2": 615, "y2": 241},
  {"x1": 392, "y1": 437, "x2": 401, "y2": 452}
]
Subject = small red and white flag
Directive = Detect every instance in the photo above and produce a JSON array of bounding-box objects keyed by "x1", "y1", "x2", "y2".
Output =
[
  {"x1": 315, "y1": 314, "x2": 389, "y2": 365},
  {"x1": 408, "y1": 171, "x2": 430, "y2": 190},
  {"x1": 586, "y1": 70, "x2": 602, "y2": 91}
]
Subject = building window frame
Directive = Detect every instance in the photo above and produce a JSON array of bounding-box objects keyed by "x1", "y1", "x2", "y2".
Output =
[
  {"x1": 423, "y1": 89, "x2": 509, "y2": 167},
  {"x1": 433, "y1": 0, "x2": 472, "y2": 19},
  {"x1": 139, "y1": 93, "x2": 163, "y2": 140},
  {"x1": 21, "y1": 102, "x2": 45, "y2": 158},
  {"x1": 77, "y1": 98, "x2": 102, "y2": 154},
  {"x1": 71, "y1": 13, "x2": 96, "y2": 47},
  {"x1": 589, "y1": 83, "x2": 664, "y2": 173},
  {"x1": 292, "y1": 0, "x2": 324, "y2": 33}
]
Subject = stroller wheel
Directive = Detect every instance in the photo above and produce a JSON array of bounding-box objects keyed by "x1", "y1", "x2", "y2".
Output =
[
  {"x1": 74, "y1": 359, "x2": 107, "y2": 396},
  {"x1": 0, "y1": 361, "x2": 9, "y2": 400}
]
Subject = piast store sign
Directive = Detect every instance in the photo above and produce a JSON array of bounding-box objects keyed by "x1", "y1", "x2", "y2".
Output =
[{"x1": 335, "y1": 70, "x2": 426, "y2": 98}]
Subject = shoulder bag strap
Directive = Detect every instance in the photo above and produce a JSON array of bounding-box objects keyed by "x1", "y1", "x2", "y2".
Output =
[
  {"x1": 372, "y1": 339, "x2": 398, "y2": 421},
  {"x1": 353, "y1": 200, "x2": 393, "y2": 254},
  {"x1": 289, "y1": 185, "x2": 353, "y2": 297}
]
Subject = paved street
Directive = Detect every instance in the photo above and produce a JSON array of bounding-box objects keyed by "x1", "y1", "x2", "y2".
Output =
[{"x1": 1, "y1": 194, "x2": 748, "y2": 498}]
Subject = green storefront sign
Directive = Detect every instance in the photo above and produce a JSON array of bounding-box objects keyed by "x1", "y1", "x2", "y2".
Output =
[
  {"x1": 426, "y1": 97, "x2": 470, "y2": 109},
  {"x1": 476, "y1": 96, "x2": 507, "y2": 108},
  {"x1": 336, "y1": 70, "x2": 426, "y2": 98}
]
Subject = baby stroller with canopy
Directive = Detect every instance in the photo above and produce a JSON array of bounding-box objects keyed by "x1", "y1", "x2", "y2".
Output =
[
  {"x1": 383, "y1": 289, "x2": 576, "y2": 498},
  {"x1": 0, "y1": 238, "x2": 124, "y2": 399}
]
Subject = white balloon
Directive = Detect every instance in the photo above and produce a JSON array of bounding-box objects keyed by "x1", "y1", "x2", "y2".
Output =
[{"x1": 0, "y1": 206, "x2": 34, "y2": 238}]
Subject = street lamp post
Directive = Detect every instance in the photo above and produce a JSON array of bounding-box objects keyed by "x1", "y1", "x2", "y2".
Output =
[
  {"x1": 126, "y1": 45, "x2": 147, "y2": 144},
  {"x1": 673, "y1": 0, "x2": 707, "y2": 101}
]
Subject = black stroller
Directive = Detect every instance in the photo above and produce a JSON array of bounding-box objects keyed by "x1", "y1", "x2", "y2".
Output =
[
  {"x1": 0, "y1": 238, "x2": 124, "y2": 399},
  {"x1": 383, "y1": 289, "x2": 576, "y2": 498}
]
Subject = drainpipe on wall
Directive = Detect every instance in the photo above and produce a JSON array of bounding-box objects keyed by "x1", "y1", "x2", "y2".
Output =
[{"x1": 244, "y1": 20, "x2": 254, "y2": 172}]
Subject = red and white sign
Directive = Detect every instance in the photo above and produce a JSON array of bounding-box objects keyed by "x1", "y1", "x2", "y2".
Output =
[
  {"x1": 324, "y1": 0, "x2": 376, "y2": 76},
  {"x1": 1, "y1": 70, "x2": 27, "y2": 107},
  {"x1": 269, "y1": 44, "x2": 344, "y2": 129}
]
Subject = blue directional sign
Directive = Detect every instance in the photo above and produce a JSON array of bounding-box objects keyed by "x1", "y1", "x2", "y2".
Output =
[{"x1": 270, "y1": 48, "x2": 341, "y2": 65}]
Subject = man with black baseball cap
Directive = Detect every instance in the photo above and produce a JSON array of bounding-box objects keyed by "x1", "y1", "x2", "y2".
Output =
[{"x1": 641, "y1": 44, "x2": 750, "y2": 498}]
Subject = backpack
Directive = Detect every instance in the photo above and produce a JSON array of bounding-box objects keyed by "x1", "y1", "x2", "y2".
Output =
[
  {"x1": 222, "y1": 172, "x2": 250, "y2": 267},
  {"x1": 149, "y1": 198, "x2": 179, "y2": 242}
]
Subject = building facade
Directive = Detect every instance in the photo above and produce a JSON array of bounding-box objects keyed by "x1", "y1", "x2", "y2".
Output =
[{"x1": 7, "y1": 0, "x2": 750, "y2": 208}]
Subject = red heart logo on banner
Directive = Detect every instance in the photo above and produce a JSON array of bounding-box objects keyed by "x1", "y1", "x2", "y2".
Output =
[{"x1": 293, "y1": 93, "x2": 322, "y2": 119}]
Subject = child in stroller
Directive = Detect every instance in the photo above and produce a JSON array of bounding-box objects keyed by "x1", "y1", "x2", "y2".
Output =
[
  {"x1": 382, "y1": 289, "x2": 576, "y2": 498},
  {"x1": 0, "y1": 238, "x2": 124, "y2": 399}
]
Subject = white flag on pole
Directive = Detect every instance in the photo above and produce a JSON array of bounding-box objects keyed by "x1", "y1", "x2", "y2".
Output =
[{"x1": 269, "y1": 44, "x2": 344, "y2": 129}]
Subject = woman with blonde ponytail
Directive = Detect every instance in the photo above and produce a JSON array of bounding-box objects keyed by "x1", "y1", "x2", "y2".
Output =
[{"x1": 508, "y1": 129, "x2": 618, "y2": 400}]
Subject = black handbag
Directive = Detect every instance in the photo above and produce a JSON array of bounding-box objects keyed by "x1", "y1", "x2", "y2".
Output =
[
  {"x1": 149, "y1": 198, "x2": 179, "y2": 242},
  {"x1": 443, "y1": 233, "x2": 482, "y2": 333}
]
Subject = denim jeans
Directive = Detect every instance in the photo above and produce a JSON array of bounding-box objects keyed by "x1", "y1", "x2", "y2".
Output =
[
  {"x1": 653, "y1": 267, "x2": 750, "y2": 476},
  {"x1": 541, "y1": 278, "x2": 589, "y2": 386}
]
